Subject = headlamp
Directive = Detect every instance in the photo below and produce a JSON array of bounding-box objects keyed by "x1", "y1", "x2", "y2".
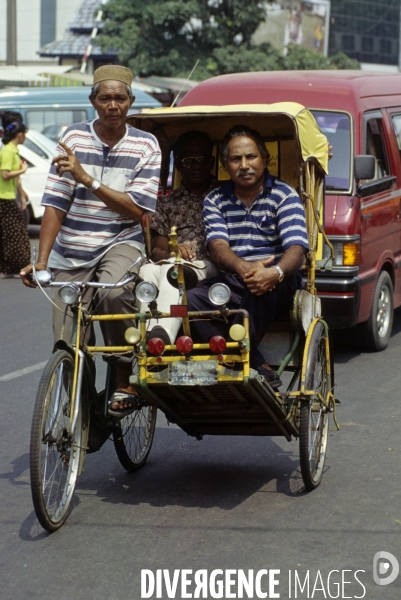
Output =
[
  {"x1": 58, "y1": 284, "x2": 79, "y2": 305},
  {"x1": 208, "y1": 283, "x2": 231, "y2": 306},
  {"x1": 135, "y1": 281, "x2": 158, "y2": 304}
]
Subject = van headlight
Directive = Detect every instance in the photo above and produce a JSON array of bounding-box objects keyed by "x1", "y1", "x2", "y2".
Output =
[
  {"x1": 135, "y1": 281, "x2": 158, "y2": 304},
  {"x1": 58, "y1": 284, "x2": 79, "y2": 305},
  {"x1": 324, "y1": 239, "x2": 360, "y2": 267},
  {"x1": 208, "y1": 283, "x2": 231, "y2": 306}
]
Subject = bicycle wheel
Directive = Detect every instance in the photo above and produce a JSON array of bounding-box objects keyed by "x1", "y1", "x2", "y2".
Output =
[
  {"x1": 30, "y1": 350, "x2": 83, "y2": 532},
  {"x1": 299, "y1": 322, "x2": 330, "y2": 490},
  {"x1": 113, "y1": 406, "x2": 157, "y2": 471}
]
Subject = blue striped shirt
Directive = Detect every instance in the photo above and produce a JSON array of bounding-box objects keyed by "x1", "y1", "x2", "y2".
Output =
[
  {"x1": 42, "y1": 120, "x2": 161, "y2": 269},
  {"x1": 203, "y1": 171, "x2": 309, "y2": 262}
]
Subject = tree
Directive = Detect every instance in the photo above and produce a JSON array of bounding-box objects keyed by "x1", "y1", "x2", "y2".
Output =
[{"x1": 98, "y1": 0, "x2": 359, "y2": 80}]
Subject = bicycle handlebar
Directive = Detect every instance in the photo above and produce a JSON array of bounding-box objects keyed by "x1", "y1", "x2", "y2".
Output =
[{"x1": 32, "y1": 271, "x2": 139, "y2": 289}]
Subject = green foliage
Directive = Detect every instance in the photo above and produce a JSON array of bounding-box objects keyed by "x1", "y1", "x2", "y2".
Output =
[{"x1": 98, "y1": 0, "x2": 359, "y2": 79}]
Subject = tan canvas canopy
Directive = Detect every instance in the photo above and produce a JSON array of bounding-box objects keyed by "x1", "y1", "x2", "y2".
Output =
[{"x1": 128, "y1": 102, "x2": 329, "y2": 175}]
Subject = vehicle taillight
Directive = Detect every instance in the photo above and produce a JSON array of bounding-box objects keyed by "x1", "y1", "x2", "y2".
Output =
[
  {"x1": 176, "y1": 336, "x2": 193, "y2": 354},
  {"x1": 209, "y1": 336, "x2": 227, "y2": 353},
  {"x1": 147, "y1": 338, "x2": 165, "y2": 356}
]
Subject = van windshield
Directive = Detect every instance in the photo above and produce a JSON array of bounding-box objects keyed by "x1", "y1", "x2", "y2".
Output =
[{"x1": 312, "y1": 111, "x2": 351, "y2": 191}]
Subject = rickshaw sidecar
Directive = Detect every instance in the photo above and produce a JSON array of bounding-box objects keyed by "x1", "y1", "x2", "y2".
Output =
[{"x1": 127, "y1": 103, "x2": 337, "y2": 490}]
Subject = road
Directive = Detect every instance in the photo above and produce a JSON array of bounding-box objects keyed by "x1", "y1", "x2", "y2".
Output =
[{"x1": 0, "y1": 230, "x2": 400, "y2": 599}]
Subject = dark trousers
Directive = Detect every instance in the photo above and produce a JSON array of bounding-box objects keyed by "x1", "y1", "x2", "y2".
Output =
[{"x1": 186, "y1": 272, "x2": 302, "y2": 369}]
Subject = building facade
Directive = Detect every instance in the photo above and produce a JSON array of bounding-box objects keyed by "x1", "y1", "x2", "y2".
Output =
[
  {"x1": 0, "y1": 0, "x2": 83, "y2": 64},
  {"x1": 329, "y1": 0, "x2": 400, "y2": 67}
]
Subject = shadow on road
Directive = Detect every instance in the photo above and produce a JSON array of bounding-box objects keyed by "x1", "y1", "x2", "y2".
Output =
[{"x1": 76, "y1": 428, "x2": 311, "y2": 513}]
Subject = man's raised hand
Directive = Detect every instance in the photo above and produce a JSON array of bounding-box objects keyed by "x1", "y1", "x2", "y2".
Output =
[{"x1": 52, "y1": 141, "x2": 92, "y2": 187}]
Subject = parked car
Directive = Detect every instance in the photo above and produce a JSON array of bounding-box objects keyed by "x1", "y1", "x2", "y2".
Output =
[
  {"x1": 23, "y1": 129, "x2": 57, "y2": 161},
  {"x1": 180, "y1": 70, "x2": 401, "y2": 351},
  {"x1": 18, "y1": 143, "x2": 50, "y2": 223},
  {"x1": 0, "y1": 85, "x2": 162, "y2": 138}
]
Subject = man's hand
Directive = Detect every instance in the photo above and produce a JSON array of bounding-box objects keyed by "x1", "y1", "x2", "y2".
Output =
[
  {"x1": 20, "y1": 160, "x2": 28, "y2": 174},
  {"x1": 20, "y1": 262, "x2": 47, "y2": 289},
  {"x1": 243, "y1": 258, "x2": 278, "y2": 295},
  {"x1": 173, "y1": 243, "x2": 197, "y2": 261},
  {"x1": 52, "y1": 141, "x2": 92, "y2": 187}
]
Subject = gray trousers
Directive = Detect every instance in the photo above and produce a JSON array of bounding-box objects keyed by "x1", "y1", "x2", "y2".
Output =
[{"x1": 52, "y1": 244, "x2": 141, "y2": 364}]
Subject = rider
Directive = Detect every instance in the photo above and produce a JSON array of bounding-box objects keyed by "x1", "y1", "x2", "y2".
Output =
[
  {"x1": 186, "y1": 125, "x2": 309, "y2": 388},
  {"x1": 20, "y1": 65, "x2": 161, "y2": 417},
  {"x1": 139, "y1": 131, "x2": 219, "y2": 344}
]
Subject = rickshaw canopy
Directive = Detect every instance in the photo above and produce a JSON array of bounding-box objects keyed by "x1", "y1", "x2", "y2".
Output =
[{"x1": 128, "y1": 102, "x2": 329, "y2": 175}]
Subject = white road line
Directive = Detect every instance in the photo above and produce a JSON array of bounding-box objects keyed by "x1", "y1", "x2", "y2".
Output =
[{"x1": 0, "y1": 361, "x2": 48, "y2": 382}]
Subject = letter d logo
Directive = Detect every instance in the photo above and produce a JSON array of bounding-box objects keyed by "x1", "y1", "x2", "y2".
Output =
[{"x1": 373, "y1": 551, "x2": 399, "y2": 586}]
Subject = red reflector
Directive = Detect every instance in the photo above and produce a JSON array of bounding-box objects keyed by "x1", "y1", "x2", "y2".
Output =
[
  {"x1": 147, "y1": 338, "x2": 165, "y2": 356},
  {"x1": 209, "y1": 336, "x2": 227, "y2": 353},
  {"x1": 170, "y1": 304, "x2": 188, "y2": 318},
  {"x1": 176, "y1": 335, "x2": 193, "y2": 354}
]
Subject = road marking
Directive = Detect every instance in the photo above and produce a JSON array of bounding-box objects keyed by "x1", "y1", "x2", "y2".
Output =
[{"x1": 0, "y1": 361, "x2": 48, "y2": 382}]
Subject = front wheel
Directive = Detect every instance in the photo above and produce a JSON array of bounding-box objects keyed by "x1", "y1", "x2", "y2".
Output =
[
  {"x1": 30, "y1": 350, "x2": 84, "y2": 532},
  {"x1": 358, "y1": 270, "x2": 393, "y2": 352},
  {"x1": 299, "y1": 322, "x2": 330, "y2": 490},
  {"x1": 113, "y1": 406, "x2": 157, "y2": 471}
]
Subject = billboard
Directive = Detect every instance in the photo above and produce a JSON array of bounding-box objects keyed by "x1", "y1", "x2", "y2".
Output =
[{"x1": 252, "y1": 1, "x2": 331, "y2": 57}]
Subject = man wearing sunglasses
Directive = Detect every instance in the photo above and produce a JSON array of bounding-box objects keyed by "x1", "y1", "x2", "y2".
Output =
[{"x1": 139, "y1": 130, "x2": 219, "y2": 344}]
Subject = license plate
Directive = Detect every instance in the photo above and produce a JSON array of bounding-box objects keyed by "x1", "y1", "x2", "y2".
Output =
[{"x1": 168, "y1": 361, "x2": 218, "y2": 386}]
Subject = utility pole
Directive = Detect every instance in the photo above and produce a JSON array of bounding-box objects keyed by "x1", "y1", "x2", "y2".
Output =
[{"x1": 6, "y1": 0, "x2": 18, "y2": 65}]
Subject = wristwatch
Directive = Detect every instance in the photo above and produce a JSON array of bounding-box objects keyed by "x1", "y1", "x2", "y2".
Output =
[
  {"x1": 88, "y1": 178, "x2": 101, "y2": 192},
  {"x1": 274, "y1": 265, "x2": 284, "y2": 282}
]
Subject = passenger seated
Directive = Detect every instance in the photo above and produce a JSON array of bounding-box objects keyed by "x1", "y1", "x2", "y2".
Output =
[
  {"x1": 139, "y1": 131, "x2": 219, "y2": 344},
  {"x1": 186, "y1": 125, "x2": 309, "y2": 388}
]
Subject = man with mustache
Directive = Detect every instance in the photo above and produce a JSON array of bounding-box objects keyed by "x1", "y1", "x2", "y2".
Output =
[
  {"x1": 20, "y1": 65, "x2": 161, "y2": 416},
  {"x1": 186, "y1": 125, "x2": 309, "y2": 388}
]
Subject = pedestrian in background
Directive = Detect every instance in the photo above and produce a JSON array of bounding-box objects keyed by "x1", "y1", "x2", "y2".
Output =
[{"x1": 0, "y1": 121, "x2": 31, "y2": 278}]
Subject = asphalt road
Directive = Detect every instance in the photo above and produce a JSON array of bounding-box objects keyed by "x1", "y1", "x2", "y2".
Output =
[{"x1": 0, "y1": 230, "x2": 400, "y2": 599}]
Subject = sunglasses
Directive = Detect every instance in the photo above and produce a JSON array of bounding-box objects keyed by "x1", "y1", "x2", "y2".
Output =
[{"x1": 180, "y1": 156, "x2": 213, "y2": 168}]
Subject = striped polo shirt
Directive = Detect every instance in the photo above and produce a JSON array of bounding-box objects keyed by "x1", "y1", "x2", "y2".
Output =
[
  {"x1": 203, "y1": 170, "x2": 309, "y2": 263},
  {"x1": 42, "y1": 120, "x2": 161, "y2": 269}
]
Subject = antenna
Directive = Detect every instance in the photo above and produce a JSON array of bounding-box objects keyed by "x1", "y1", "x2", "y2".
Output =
[{"x1": 170, "y1": 59, "x2": 200, "y2": 108}]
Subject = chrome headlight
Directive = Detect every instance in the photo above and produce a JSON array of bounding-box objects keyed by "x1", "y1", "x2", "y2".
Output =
[
  {"x1": 135, "y1": 280, "x2": 158, "y2": 304},
  {"x1": 208, "y1": 283, "x2": 231, "y2": 306},
  {"x1": 58, "y1": 284, "x2": 79, "y2": 305}
]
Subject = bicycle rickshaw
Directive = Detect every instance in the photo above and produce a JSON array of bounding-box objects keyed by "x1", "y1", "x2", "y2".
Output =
[{"x1": 30, "y1": 103, "x2": 338, "y2": 532}]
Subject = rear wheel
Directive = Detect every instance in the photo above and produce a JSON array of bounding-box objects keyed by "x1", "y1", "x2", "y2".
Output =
[
  {"x1": 113, "y1": 406, "x2": 157, "y2": 471},
  {"x1": 358, "y1": 270, "x2": 393, "y2": 352},
  {"x1": 30, "y1": 350, "x2": 84, "y2": 532},
  {"x1": 299, "y1": 322, "x2": 330, "y2": 490}
]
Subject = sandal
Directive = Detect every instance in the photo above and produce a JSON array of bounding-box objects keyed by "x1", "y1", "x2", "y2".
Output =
[
  {"x1": 257, "y1": 365, "x2": 283, "y2": 390},
  {"x1": 108, "y1": 389, "x2": 142, "y2": 419}
]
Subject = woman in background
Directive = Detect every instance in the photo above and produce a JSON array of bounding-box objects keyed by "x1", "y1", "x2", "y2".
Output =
[{"x1": 0, "y1": 121, "x2": 31, "y2": 277}]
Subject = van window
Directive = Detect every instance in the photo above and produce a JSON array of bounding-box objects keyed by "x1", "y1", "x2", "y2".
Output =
[
  {"x1": 25, "y1": 110, "x2": 88, "y2": 140},
  {"x1": 312, "y1": 111, "x2": 351, "y2": 191},
  {"x1": 364, "y1": 117, "x2": 389, "y2": 180},
  {"x1": 391, "y1": 114, "x2": 401, "y2": 151},
  {"x1": 23, "y1": 138, "x2": 48, "y2": 159}
]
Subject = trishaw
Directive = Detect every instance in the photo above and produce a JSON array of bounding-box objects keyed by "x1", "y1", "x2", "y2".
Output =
[{"x1": 29, "y1": 103, "x2": 338, "y2": 532}]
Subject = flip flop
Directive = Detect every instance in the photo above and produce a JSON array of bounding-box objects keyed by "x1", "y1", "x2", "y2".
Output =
[
  {"x1": 257, "y1": 366, "x2": 283, "y2": 390},
  {"x1": 108, "y1": 390, "x2": 142, "y2": 419}
]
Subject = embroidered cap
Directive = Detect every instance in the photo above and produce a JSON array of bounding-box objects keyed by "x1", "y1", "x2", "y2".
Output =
[{"x1": 93, "y1": 65, "x2": 133, "y2": 87}]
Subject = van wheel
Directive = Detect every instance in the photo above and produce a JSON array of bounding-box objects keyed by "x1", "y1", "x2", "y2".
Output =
[{"x1": 358, "y1": 271, "x2": 393, "y2": 352}]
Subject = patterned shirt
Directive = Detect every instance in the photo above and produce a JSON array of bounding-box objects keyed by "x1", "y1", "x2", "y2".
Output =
[
  {"x1": 41, "y1": 120, "x2": 161, "y2": 269},
  {"x1": 203, "y1": 170, "x2": 309, "y2": 262},
  {"x1": 151, "y1": 177, "x2": 218, "y2": 261}
]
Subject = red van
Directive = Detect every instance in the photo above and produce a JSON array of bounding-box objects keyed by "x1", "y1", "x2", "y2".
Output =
[{"x1": 180, "y1": 71, "x2": 401, "y2": 351}]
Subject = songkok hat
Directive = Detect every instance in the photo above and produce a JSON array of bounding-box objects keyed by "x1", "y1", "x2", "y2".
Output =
[{"x1": 93, "y1": 65, "x2": 133, "y2": 87}]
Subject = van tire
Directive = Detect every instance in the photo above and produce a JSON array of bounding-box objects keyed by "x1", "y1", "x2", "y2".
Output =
[{"x1": 358, "y1": 270, "x2": 393, "y2": 352}]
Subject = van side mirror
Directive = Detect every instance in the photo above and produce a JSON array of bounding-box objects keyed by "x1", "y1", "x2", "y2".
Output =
[{"x1": 354, "y1": 155, "x2": 375, "y2": 181}]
